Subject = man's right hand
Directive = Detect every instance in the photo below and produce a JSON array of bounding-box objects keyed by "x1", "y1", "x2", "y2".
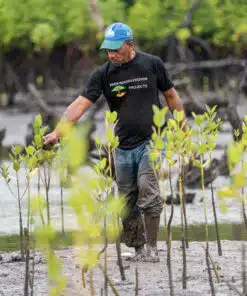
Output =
[{"x1": 43, "y1": 131, "x2": 59, "y2": 148}]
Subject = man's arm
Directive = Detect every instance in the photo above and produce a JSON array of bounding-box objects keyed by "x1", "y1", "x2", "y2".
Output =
[
  {"x1": 163, "y1": 87, "x2": 189, "y2": 132},
  {"x1": 43, "y1": 95, "x2": 93, "y2": 145}
]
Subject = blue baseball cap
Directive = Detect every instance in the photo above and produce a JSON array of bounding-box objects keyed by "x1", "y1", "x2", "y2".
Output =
[{"x1": 100, "y1": 22, "x2": 133, "y2": 50}]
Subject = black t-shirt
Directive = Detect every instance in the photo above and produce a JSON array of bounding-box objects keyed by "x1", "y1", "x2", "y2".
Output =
[{"x1": 82, "y1": 51, "x2": 174, "y2": 148}]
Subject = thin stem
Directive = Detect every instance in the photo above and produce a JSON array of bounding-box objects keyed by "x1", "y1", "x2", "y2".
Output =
[
  {"x1": 135, "y1": 267, "x2": 139, "y2": 296},
  {"x1": 60, "y1": 183, "x2": 65, "y2": 235},
  {"x1": 200, "y1": 155, "x2": 208, "y2": 242},
  {"x1": 30, "y1": 239, "x2": 35, "y2": 296},
  {"x1": 115, "y1": 216, "x2": 125, "y2": 281},
  {"x1": 82, "y1": 268, "x2": 86, "y2": 288},
  {"x1": 167, "y1": 164, "x2": 174, "y2": 296},
  {"x1": 104, "y1": 217, "x2": 108, "y2": 296},
  {"x1": 182, "y1": 160, "x2": 189, "y2": 249},
  {"x1": 205, "y1": 242, "x2": 215, "y2": 296},
  {"x1": 99, "y1": 264, "x2": 120, "y2": 296},
  {"x1": 209, "y1": 154, "x2": 222, "y2": 256},
  {"x1": 90, "y1": 270, "x2": 95, "y2": 296},
  {"x1": 206, "y1": 247, "x2": 220, "y2": 283},
  {"x1": 37, "y1": 168, "x2": 41, "y2": 194},
  {"x1": 16, "y1": 172, "x2": 24, "y2": 259},
  {"x1": 200, "y1": 153, "x2": 215, "y2": 294},
  {"x1": 242, "y1": 240, "x2": 247, "y2": 294},
  {"x1": 241, "y1": 159, "x2": 247, "y2": 228},
  {"x1": 24, "y1": 228, "x2": 30, "y2": 296},
  {"x1": 27, "y1": 178, "x2": 31, "y2": 232},
  {"x1": 43, "y1": 164, "x2": 51, "y2": 224},
  {"x1": 109, "y1": 149, "x2": 125, "y2": 281},
  {"x1": 179, "y1": 155, "x2": 186, "y2": 290}
]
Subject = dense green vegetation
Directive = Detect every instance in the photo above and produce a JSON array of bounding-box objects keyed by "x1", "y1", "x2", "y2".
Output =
[{"x1": 0, "y1": 0, "x2": 246, "y2": 55}]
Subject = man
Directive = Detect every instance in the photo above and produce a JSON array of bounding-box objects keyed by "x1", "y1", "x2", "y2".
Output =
[{"x1": 44, "y1": 22, "x2": 187, "y2": 263}]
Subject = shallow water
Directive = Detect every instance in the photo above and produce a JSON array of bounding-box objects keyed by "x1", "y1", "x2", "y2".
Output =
[{"x1": 0, "y1": 109, "x2": 245, "y2": 234}]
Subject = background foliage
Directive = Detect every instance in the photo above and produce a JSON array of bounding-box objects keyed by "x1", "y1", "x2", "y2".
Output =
[{"x1": 0, "y1": 0, "x2": 246, "y2": 55}]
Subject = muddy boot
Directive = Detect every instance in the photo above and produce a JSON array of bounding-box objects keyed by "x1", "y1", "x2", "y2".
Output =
[
  {"x1": 143, "y1": 215, "x2": 160, "y2": 263},
  {"x1": 125, "y1": 245, "x2": 146, "y2": 262}
]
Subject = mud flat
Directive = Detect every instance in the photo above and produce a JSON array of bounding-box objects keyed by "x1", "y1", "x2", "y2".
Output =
[{"x1": 0, "y1": 241, "x2": 246, "y2": 296}]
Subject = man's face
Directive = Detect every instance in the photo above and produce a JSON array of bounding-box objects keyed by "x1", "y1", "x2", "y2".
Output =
[{"x1": 106, "y1": 41, "x2": 134, "y2": 64}]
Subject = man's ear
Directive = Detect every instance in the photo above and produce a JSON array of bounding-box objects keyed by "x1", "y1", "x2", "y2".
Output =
[
  {"x1": 130, "y1": 40, "x2": 134, "y2": 47},
  {"x1": 127, "y1": 40, "x2": 134, "y2": 48}
]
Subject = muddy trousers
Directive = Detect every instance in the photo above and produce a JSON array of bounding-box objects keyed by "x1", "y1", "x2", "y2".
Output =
[{"x1": 114, "y1": 140, "x2": 163, "y2": 248}]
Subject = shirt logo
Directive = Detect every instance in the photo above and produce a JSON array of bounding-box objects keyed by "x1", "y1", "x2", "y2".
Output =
[{"x1": 112, "y1": 85, "x2": 127, "y2": 97}]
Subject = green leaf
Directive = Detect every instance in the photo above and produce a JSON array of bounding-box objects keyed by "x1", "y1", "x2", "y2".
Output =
[
  {"x1": 105, "y1": 110, "x2": 117, "y2": 124},
  {"x1": 107, "y1": 198, "x2": 125, "y2": 215},
  {"x1": 106, "y1": 128, "x2": 115, "y2": 146},
  {"x1": 232, "y1": 173, "x2": 245, "y2": 189},
  {"x1": 174, "y1": 110, "x2": 184, "y2": 123},
  {"x1": 27, "y1": 156, "x2": 38, "y2": 170},
  {"x1": 25, "y1": 145, "x2": 35, "y2": 156},
  {"x1": 220, "y1": 200, "x2": 228, "y2": 214},
  {"x1": 94, "y1": 137, "x2": 102, "y2": 146},
  {"x1": 100, "y1": 158, "x2": 107, "y2": 170},
  {"x1": 31, "y1": 194, "x2": 47, "y2": 214},
  {"x1": 228, "y1": 142, "x2": 243, "y2": 167},
  {"x1": 13, "y1": 160, "x2": 20, "y2": 171},
  {"x1": 217, "y1": 188, "x2": 238, "y2": 199},
  {"x1": 194, "y1": 114, "x2": 205, "y2": 126},
  {"x1": 193, "y1": 159, "x2": 201, "y2": 168},
  {"x1": 12, "y1": 145, "x2": 22, "y2": 156},
  {"x1": 198, "y1": 142, "x2": 207, "y2": 154},
  {"x1": 152, "y1": 105, "x2": 159, "y2": 114},
  {"x1": 47, "y1": 251, "x2": 62, "y2": 280},
  {"x1": 153, "y1": 109, "x2": 165, "y2": 128},
  {"x1": 165, "y1": 150, "x2": 174, "y2": 159},
  {"x1": 33, "y1": 114, "x2": 42, "y2": 129},
  {"x1": 34, "y1": 135, "x2": 42, "y2": 149}
]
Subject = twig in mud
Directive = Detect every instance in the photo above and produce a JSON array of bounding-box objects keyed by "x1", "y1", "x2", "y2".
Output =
[
  {"x1": 135, "y1": 267, "x2": 139, "y2": 296},
  {"x1": 82, "y1": 267, "x2": 87, "y2": 288},
  {"x1": 205, "y1": 242, "x2": 215, "y2": 296},
  {"x1": 103, "y1": 217, "x2": 108, "y2": 296},
  {"x1": 208, "y1": 252, "x2": 220, "y2": 283},
  {"x1": 90, "y1": 270, "x2": 95, "y2": 296},
  {"x1": 226, "y1": 282, "x2": 243, "y2": 296},
  {"x1": 201, "y1": 243, "x2": 220, "y2": 283},
  {"x1": 182, "y1": 239, "x2": 187, "y2": 290},
  {"x1": 99, "y1": 264, "x2": 120, "y2": 296},
  {"x1": 242, "y1": 242, "x2": 247, "y2": 295},
  {"x1": 24, "y1": 228, "x2": 30, "y2": 296},
  {"x1": 116, "y1": 214, "x2": 126, "y2": 281},
  {"x1": 29, "y1": 240, "x2": 36, "y2": 296},
  {"x1": 116, "y1": 239, "x2": 125, "y2": 281}
]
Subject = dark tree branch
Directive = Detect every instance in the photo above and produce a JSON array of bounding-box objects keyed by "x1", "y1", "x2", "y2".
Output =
[
  {"x1": 166, "y1": 59, "x2": 246, "y2": 75},
  {"x1": 88, "y1": 0, "x2": 105, "y2": 33},
  {"x1": 182, "y1": 0, "x2": 201, "y2": 28},
  {"x1": 27, "y1": 83, "x2": 59, "y2": 120}
]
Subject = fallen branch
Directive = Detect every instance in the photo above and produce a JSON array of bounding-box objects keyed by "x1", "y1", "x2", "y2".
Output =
[
  {"x1": 27, "y1": 83, "x2": 59, "y2": 120},
  {"x1": 166, "y1": 59, "x2": 246, "y2": 75}
]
